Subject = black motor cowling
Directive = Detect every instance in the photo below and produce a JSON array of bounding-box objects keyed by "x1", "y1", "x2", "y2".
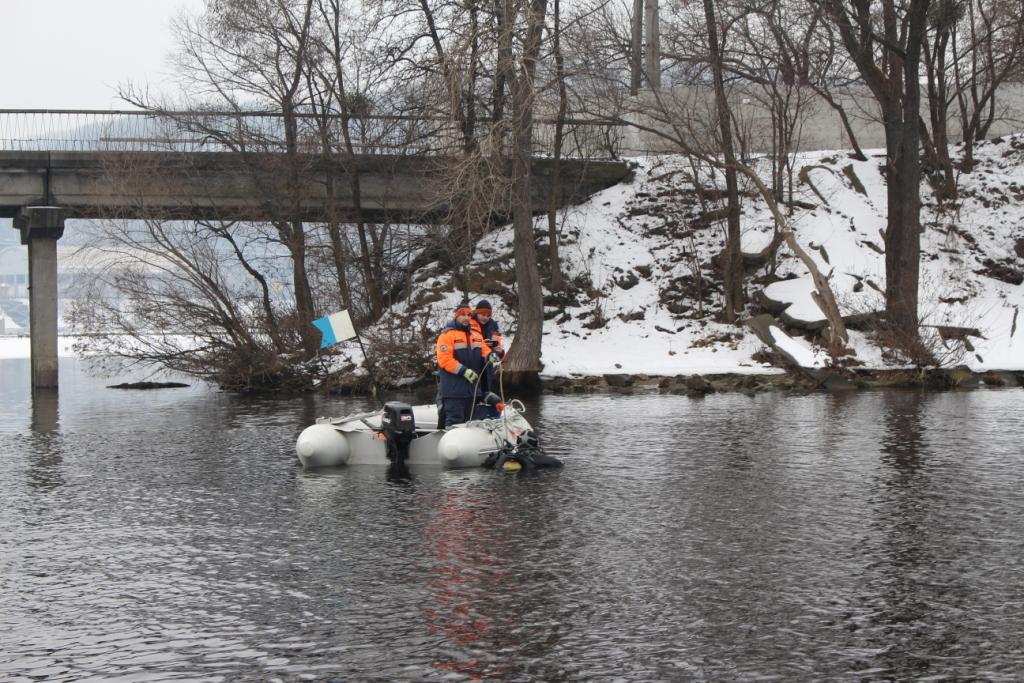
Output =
[{"x1": 381, "y1": 402, "x2": 416, "y2": 463}]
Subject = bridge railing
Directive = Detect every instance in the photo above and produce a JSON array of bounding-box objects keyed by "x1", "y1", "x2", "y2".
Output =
[{"x1": 0, "y1": 109, "x2": 630, "y2": 159}]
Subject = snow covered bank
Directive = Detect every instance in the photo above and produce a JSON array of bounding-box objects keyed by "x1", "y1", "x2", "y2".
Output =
[
  {"x1": 383, "y1": 135, "x2": 1024, "y2": 378},
  {"x1": 8, "y1": 137, "x2": 1024, "y2": 385}
]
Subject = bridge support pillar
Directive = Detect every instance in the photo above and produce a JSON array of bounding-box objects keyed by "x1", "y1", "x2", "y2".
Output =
[{"x1": 13, "y1": 206, "x2": 66, "y2": 390}]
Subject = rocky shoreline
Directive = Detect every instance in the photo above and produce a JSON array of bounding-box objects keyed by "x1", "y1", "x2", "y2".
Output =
[
  {"x1": 543, "y1": 368, "x2": 1024, "y2": 396},
  {"x1": 322, "y1": 366, "x2": 1024, "y2": 398}
]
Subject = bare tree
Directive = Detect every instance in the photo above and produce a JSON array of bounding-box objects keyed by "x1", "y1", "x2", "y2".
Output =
[
  {"x1": 546, "y1": 0, "x2": 569, "y2": 291},
  {"x1": 821, "y1": 0, "x2": 932, "y2": 348},
  {"x1": 502, "y1": 0, "x2": 550, "y2": 383},
  {"x1": 789, "y1": 5, "x2": 870, "y2": 160},
  {"x1": 158, "y1": 0, "x2": 323, "y2": 356},
  {"x1": 922, "y1": 0, "x2": 963, "y2": 199},
  {"x1": 730, "y1": 1, "x2": 820, "y2": 205},
  {"x1": 70, "y1": 152, "x2": 316, "y2": 389},
  {"x1": 308, "y1": 0, "x2": 392, "y2": 320},
  {"x1": 703, "y1": 0, "x2": 745, "y2": 321},
  {"x1": 946, "y1": 0, "x2": 1024, "y2": 172}
]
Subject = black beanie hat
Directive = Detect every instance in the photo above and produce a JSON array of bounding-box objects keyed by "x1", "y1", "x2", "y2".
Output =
[{"x1": 475, "y1": 299, "x2": 492, "y2": 313}]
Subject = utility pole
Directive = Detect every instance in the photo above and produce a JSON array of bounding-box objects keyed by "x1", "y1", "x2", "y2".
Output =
[{"x1": 645, "y1": 0, "x2": 660, "y2": 89}]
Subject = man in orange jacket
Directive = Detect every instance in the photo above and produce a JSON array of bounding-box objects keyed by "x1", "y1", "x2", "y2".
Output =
[{"x1": 436, "y1": 302, "x2": 496, "y2": 427}]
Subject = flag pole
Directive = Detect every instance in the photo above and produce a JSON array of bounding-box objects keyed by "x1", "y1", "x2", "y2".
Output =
[
  {"x1": 353, "y1": 331, "x2": 379, "y2": 400},
  {"x1": 312, "y1": 309, "x2": 379, "y2": 399}
]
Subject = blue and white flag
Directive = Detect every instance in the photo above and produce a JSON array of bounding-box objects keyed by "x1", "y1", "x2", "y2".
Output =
[{"x1": 312, "y1": 309, "x2": 357, "y2": 348}]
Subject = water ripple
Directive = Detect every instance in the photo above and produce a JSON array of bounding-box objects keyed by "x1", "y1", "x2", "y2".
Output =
[{"x1": 2, "y1": 361, "x2": 1024, "y2": 679}]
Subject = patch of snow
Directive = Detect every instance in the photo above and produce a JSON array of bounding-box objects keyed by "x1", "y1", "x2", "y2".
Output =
[
  {"x1": 762, "y1": 273, "x2": 876, "y2": 324},
  {"x1": 767, "y1": 325, "x2": 829, "y2": 368}
]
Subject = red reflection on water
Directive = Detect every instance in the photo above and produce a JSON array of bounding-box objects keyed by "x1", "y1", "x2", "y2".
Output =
[{"x1": 422, "y1": 485, "x2": 517, "y2": 679}]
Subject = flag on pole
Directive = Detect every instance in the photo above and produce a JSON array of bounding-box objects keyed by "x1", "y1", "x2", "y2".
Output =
[{"x1": 312, "y1": 309, "x2": 357, "y2": 348}]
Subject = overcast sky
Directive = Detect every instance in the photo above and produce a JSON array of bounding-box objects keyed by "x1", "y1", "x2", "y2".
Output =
[{"x1": 0, "y1": 0, "x2": 203, "y2": 110}]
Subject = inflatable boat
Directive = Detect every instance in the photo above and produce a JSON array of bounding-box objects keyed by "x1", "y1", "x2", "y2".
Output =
[{"x1": 295, "y1": 399, "x2": 561, "y2": 470}]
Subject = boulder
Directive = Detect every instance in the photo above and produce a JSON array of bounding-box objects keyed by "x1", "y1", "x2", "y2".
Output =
[
  {"x1": 615, "y1": 271, "x2": 640, "y2": 290},
  {"x1": 803, "y1": 368, "x2": 854, "y2": 391},
  {"x1": 981, "y1": 370, "x2": 1019, "y2": 387},
  {"x1": 603, "y1": 373, "x2": 635, "y2": 388},
  {"x1": 684, "y1": 375, "x2": 715, "y2": 395},
  {"x1": 617, "y1": 309, "x2": 646, "y2": 322}
]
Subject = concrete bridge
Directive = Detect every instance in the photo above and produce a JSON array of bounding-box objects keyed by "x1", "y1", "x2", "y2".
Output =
[
  {"x1": 0, "y1": 109, "x2": 632, "y2": 389},
  {"x1": 0, "y1": 150, "x2": 630, "y2": 222}
]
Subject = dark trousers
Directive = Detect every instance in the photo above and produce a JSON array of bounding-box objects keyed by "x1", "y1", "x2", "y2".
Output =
[{"x1": 440, "y1": 397, "x2": 481, "y2": 428}]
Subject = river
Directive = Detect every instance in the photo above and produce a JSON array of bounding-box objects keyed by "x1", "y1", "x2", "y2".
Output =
[{"x1": 2, "y1": 358, "x2": 1023, "y2": 681}]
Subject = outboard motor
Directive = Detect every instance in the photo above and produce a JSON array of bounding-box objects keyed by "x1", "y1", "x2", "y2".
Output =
[{"x1": 381, "y1": 401, "x2": 416, "y2": 465}]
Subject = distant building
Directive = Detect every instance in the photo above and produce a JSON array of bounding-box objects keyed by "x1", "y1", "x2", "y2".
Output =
[
  {"x1": 0, "y1": 244, "x2": 28, "y2": 299},
  {"x1": 1, "y1": 305, "x2": 25, "y2": 335}
]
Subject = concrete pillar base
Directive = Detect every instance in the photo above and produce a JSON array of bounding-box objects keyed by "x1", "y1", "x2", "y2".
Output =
[{"x1": 13, "y1": 206, "x2": 66, "y2": 390}]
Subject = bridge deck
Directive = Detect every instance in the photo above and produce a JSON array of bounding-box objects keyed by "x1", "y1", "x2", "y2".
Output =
[{"x1": 0, "y1": 150, "x2": 631, "y2": 223}]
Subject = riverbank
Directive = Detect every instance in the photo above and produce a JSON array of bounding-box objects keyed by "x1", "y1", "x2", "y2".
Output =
[
  {"x1": 344, "y1": 136, "x2": 1024, "y2": 387},
  {"x1": 6, "y1": 337, "x2": 1020, "y2": 398},
  {"x1": 540, "y1": 367, "x2": 1024, "y2": 396},
  {"x1": 313, "y1": 362, "x2": 1024, "y2": 399},
  {"x1": 5, "y1": 138, "x2": 1023, "y2": 392}
]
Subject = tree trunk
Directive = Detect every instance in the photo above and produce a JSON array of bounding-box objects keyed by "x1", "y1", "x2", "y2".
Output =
[
  {"x1": 630, "y1": 0, "x2": 643, "y2": 95},
  {"x1": 644, "y1": 0, "x2": 661, "y2": 89},
  {"x1": 739, "y1": 166, "x2": 849, "y2": 356},
  {"x1": 502, "y1": 0, "x2": 548, "y2": 382},
  {"x1": 547, "y1": 0, "x2": 567, "y2": 292},
  {"x1": 492, "y1": 0, "x2": 514, "y2": 129},
  {"x1": 883, "y1": 1, "x2": 929, "y2": 340},
  {"x1": 282, "y1": 103, "x2": 319, "y2": 357},
  {"x1": 828, "y1": 0, "x2": 929, "y2": 348},
  {"x1": 288, "y1": 220, "x2": 319, "y2": 354},
  {"x1": 884, "y1": 110, "x2": 923, "y2": 338},
  {"x1": 923, "y1": 35, "x2": 958, "y2": 200},
  {"x1": 703, "y1": 0, "x2": 744, "y2": 322}
]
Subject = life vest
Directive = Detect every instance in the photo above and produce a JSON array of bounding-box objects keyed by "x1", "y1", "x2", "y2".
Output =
[{"x1": 436, "y1": 320, "x2": 488, "y2": 398}]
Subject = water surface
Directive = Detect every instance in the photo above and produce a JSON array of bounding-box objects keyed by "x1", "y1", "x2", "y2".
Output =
[{"x1": 2, "y1": 359, "x2": 1023, "y2": 680}]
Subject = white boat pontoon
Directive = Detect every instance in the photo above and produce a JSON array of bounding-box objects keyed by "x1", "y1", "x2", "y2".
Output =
[{"x1": 295, "y1": 399, "x2": 562, "y2": 471}]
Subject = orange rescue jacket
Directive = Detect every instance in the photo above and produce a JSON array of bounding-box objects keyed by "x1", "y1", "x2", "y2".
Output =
[{"x1": 436, "y1": 321, "x2": 488, "y2": 398}]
